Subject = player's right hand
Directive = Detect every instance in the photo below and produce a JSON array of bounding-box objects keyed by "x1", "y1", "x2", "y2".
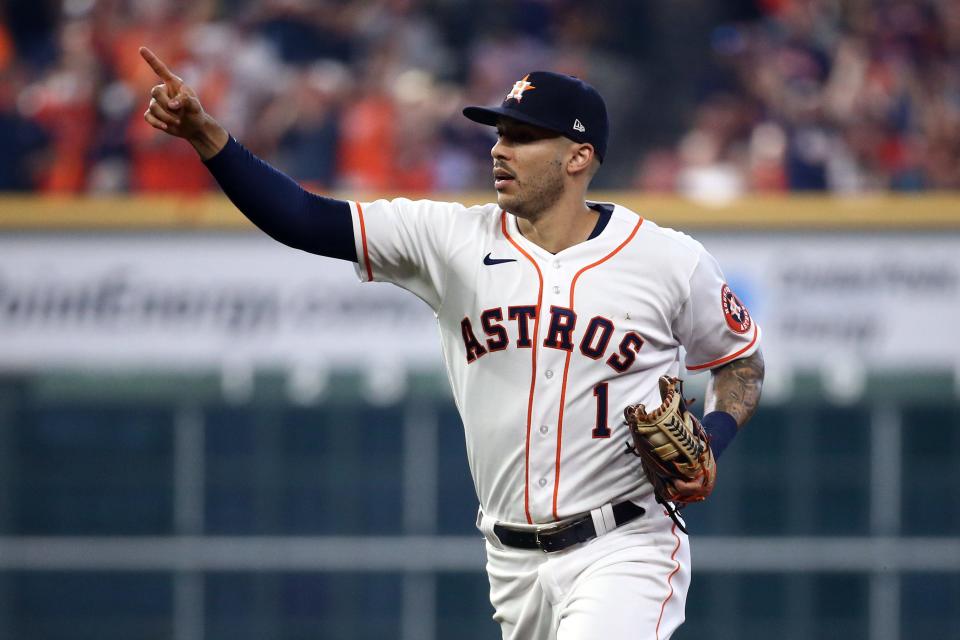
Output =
[{"x1": 139, "y1": 46, "x2": 208, "y2": 140}]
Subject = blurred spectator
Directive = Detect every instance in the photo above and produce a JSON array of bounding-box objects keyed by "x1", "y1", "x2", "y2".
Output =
[
  {"x1": 18, "y1": 16, "x2": 101, "y2": 192},
  {"x1": 335, "y1": 49, "x2": 397, "y2": 191},
  {"x1": 119, "y1": 1, "x2": 217, "y2": 193},
  {"x1": 0, "y1": 21, "x2": 15, "y2": 70},
  {"x1": 633, "y1": 148, "x2": 681, "y2": 194},
  {"x1": 675, "y1": 93, "x2": 755, "y2": 202},
  {"x1": 2, "y1": 0, "x2": 60, "y2": 71},
  {"x1": 248, "y1": 0, "x2": 353, "y2": 65},
  {"x1": 0, "y1": 66, "x2": 51, "y2": 191},
  {"x1": 253, "y1": 61, "x2": 347, "y2": 189}
]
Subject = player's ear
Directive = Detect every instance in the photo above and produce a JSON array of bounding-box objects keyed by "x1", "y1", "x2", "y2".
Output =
[{"x1": 567, "y1": 143, "x2": 595, "y2": 177}]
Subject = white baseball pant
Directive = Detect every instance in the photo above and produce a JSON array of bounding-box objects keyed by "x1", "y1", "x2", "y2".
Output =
[{"x1": 479, "y1": 493, "x2": 690, "y2": 640}]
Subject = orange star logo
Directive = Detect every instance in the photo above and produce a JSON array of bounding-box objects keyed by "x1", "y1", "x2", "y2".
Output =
[{"x1": 506, "y1": 74, "x2": 536, "y2": 102}]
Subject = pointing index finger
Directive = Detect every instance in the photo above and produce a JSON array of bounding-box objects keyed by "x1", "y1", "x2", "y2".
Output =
[{"x1": 139, "y1": 46, "x2": 182, "y2": 92}]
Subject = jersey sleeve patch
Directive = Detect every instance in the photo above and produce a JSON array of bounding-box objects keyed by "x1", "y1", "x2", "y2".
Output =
[{"x1": 720, "y1": 284, "x2": 751, "y2": 334}]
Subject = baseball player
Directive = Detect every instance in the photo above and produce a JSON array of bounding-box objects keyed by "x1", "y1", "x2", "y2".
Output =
[{"x1": 140, "y1": 47, "x2": 765, "y2": 639}]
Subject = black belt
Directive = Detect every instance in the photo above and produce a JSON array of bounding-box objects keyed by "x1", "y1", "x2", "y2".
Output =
[{"x1": 493, "y1": 501, "x2": 645, "y2": 553}]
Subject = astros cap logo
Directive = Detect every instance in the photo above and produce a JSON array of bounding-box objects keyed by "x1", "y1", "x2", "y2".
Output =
[
  {"x1": 463, "y1": 70, "x2": 609, "y2": 161},
  {"x1": 506, "y1": 74, "x2": 536, "y2": 102}
]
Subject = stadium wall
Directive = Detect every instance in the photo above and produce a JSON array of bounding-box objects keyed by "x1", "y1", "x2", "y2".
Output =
[{"x1": 0, "y1": 195, "x2": 958, "y2": 640}]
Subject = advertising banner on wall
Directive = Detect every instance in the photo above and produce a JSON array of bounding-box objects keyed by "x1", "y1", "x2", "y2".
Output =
[
  {"x1": 1, "y1": 231, "x2": 958, "y2": 373},
  {"x1": 0, "y1": 234, "x2": 439, "y2": 371},
  {"x1": 704, "y1": 232, "x2": 960, "y2": 374}
]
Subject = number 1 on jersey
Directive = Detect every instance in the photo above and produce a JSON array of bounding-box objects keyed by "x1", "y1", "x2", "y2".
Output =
[{"x1": 592, "y1": 382, "x2": 610, "y2": 438}]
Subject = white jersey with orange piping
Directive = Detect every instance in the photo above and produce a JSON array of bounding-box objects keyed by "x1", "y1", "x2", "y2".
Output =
[{"x1": 348, "y1": 197, "x2": 760, "y2": 526}]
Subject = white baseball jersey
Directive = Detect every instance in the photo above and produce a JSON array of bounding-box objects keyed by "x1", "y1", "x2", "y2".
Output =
[{"x1": 350, "y1": 198, "x2": 760, "y2": 526}]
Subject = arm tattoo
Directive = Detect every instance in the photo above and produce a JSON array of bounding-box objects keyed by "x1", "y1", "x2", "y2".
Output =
[{"x1": 704, "y1": 350, "x2": 765, "y2": 427}]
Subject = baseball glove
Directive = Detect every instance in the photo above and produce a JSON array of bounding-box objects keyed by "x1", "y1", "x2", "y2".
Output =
[{"x1": 624, "y1": 376, "x2": 716, "y2": 521}]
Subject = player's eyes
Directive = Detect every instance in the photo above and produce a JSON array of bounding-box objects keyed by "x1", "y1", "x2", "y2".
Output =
[{"x1": 498, "y1": 132, "x2": 534, "y2": 143}]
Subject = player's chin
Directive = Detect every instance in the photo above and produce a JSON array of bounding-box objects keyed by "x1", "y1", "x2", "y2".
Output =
[
  {"x1": 497, "y1": 191, "x2": 526, "y2": 218},
  {"x1": 496, "y1": 191, "x2": 518, "y2": 212}
]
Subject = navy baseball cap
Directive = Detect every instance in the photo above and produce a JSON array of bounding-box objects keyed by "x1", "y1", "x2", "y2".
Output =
[{"x1": 463, "y1": 71, "x2": 609, "y2": 162}]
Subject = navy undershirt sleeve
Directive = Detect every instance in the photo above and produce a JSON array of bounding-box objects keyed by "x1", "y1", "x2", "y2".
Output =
[{"x1": 203, "y1": 137, "x2": 357, "y2": 262}]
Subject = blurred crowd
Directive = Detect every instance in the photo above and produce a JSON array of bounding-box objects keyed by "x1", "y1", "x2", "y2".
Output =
[
  {"x1": 638, "y1": 0, "x2": 960, "y2": 196},
  {"x1": 1, "y1": 0, "x2": 958, "y2": 196}
]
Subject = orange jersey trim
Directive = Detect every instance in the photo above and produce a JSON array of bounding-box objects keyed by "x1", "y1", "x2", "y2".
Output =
[
  {"x1": 656, "y1": 523, "x2": 683, "y2": 640},
  {"x1": 551, "y1": 215, "x2": 643, "y2": 520},
  {"x1": 501, "y1": 211, "x2": 544, "y2": 525},
  {"x1": 685, "y1": 323, "x2": 759, "y2": 371},
  {"x1": 355, "y1": 201, "x2": 374, "y2": 281}
]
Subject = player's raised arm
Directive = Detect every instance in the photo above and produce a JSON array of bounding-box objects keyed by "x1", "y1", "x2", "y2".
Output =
[
  {"x1": 138, "y1": 46, "x2": 357, "y2": 263},
  {"x1": 139, "y1": 47, "x2": 229, "y2": 160}
]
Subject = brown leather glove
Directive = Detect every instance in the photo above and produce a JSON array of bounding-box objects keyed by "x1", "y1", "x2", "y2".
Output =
[{"x1": 624, "y1": 376, "x2": 716, "y2": 507}]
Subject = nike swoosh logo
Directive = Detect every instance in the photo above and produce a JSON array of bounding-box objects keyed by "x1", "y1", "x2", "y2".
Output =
[{"x1": 483, "y1": 252, "x2": 517, "y2": 266}]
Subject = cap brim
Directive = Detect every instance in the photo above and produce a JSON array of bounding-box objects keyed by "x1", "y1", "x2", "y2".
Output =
[{"x1": 462, "y1": 105, "x2": 564, "y2": 137}]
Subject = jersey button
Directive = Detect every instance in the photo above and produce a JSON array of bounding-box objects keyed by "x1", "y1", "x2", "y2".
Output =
[
  {"x1": 552, "y1": 285, "x2": 561, "y2": 294},
  {"x1": 544, "y1": 369, "x2": 554, "y2": 379},
  {"x1": 539, "y1": 425, "x2": 549, "y2": 435},
  {"x1": 552, "y1": 261, "x2": 561, "y2": 269},
  {"x1": 538, "y1": 478, "x2": 548, "y2": 488}
]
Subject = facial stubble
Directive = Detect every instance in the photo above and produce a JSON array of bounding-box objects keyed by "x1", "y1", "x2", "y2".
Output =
[{"x1": 501, "y1": 159, "x2": 566, "y2": 220}]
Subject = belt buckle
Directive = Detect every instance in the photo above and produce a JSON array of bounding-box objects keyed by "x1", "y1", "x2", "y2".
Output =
[
  {"x1": 533, "y1": 521, "x2": 567, "y2": 553},
  {"x1": 534, "y1": 529, "x2": 548, "y2": 553}
]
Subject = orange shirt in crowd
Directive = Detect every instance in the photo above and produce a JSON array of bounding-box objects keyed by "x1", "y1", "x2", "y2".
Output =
[{"x1": 337, "y1": 93, "x2": 396, "y2": 191}]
